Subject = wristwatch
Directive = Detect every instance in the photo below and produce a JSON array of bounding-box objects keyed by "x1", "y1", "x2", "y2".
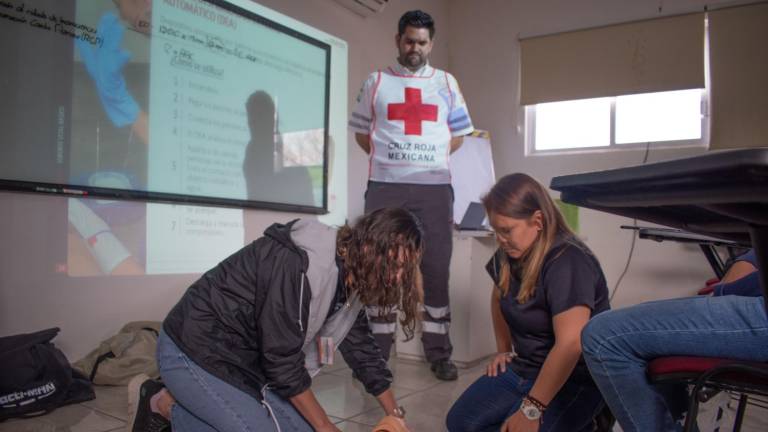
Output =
[
  {"x1": 391, "y1": 405, "x2": 406, "y2": 419},
  {"x1": 520, "y1": 396, "x2": 545, "y2": 421}
]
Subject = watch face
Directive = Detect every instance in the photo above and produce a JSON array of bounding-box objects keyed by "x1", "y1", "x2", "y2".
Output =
[{"x1": 521, "y1": 403, "x2": 542, "y2": 420}]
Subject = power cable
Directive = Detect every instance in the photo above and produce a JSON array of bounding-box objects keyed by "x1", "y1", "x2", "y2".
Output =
[{"x1": 610, "y1": 142, "x2": 651, "y2": 302}]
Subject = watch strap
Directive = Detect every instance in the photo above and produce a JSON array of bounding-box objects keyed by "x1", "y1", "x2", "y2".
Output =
[{"x1": 523, "y1": 394, "x2": 547, "y2": 412}]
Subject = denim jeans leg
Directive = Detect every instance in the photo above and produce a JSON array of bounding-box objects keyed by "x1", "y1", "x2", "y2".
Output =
[
  {"x1": 582, "y1": 295, "x2": 768, "y2": 432},
  {"x1": 447, "y1": 367, "x2": 604, "y2": 432},
  {"x1": 446, "y1": 368, "x2": 532, "y2": 432},
  {"x1": 170, "y1": 403, "x2": 217, "y2": 432},
  {"x1": 156, "y1": 330, "x2": 313, "y2": 432},
  {"x1": 540, "y1": 377, "x2": 604, "y2": 432}
]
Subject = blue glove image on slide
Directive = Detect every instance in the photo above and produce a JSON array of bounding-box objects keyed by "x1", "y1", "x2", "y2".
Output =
[{"x1": 76, "y1": 12, "x2": 140, "y2": 128}]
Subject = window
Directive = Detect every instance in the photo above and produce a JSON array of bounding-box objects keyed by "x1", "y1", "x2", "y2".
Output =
[{"x1": 527, "y1": 88, "x2": 707, "y2": 154}]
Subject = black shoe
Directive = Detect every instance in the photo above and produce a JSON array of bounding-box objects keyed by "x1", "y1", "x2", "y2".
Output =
[
  {"x1": 128, "y1": 374, "x2": 171, "y2": 432},
  {"x1": 430, "y1": 359, "x2": 458, "y2": 381}
]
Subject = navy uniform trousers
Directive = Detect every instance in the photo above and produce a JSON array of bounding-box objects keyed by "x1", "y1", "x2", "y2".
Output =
[{"x1": 364, "y1": 181, "x2": 453, "y2": 363}]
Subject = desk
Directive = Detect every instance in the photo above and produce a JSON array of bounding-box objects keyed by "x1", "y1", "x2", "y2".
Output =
[
  {"x1": 550, "y1": 148, "x2": 768, "y2": 306},
  {"x1": 622, "y1": 226, "x2": 743, "y2": 278}
]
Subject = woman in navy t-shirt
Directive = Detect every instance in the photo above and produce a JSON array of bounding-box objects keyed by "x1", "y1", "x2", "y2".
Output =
[{"x1": 447, "y1": 173, "x2": 609, "y2": 432}]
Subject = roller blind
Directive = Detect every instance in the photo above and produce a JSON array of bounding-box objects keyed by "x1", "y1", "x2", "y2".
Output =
[
  {"x1": 519, "y1": 13, "x2": 705, "y2": 105},
  {"x1": 709, "y1": 2, "x2": 768, "y2": 150}
]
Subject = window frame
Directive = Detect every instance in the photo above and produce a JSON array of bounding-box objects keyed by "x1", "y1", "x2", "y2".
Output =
[{"x1": 524, "y1": 90, "x2": 710, "y2": 156}]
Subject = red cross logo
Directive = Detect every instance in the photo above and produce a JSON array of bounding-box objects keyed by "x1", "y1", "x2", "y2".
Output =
[{"x1": 387, "y1": 87, "x2": 437, "y2": 135}]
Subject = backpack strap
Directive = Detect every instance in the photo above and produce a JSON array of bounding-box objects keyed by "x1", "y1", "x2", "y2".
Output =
[{"x1": 88, "y1": 351, "x2": 116, "y2": 382}]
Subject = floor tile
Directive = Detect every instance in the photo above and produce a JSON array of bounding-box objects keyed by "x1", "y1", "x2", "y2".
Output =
[
  {"x1": 312, "y1": 372, "x2": 415, "y2": 419},
  {"x1": 335, "y1": 420, "x2": 376, "y2": 431},
  {"x1": 388, "y1": 361, "x2": 442, "y2": 392},
  {"x1": 458, "y1": 358, "x2": 492, "y2": 377},
  {"x1": 0, "y1": 404, "x2": 125, "y2": 432},
  {"x1": 328, "y1": 359, "x2": 442, "y2": 393},
  {"x1": 80, "y1": 385, "x2": 129, "y2": 421},
  {"x1": 348, "y1": 368, "x2": 484, "y2": 432}
]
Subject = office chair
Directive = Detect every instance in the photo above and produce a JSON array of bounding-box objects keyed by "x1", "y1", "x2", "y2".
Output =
[
  {"x1": 625, "y1": 226, "x2": 765, "y2": 431},
  {"x1": 647, "y1": 356, "x2": 768, "y2": 431}
]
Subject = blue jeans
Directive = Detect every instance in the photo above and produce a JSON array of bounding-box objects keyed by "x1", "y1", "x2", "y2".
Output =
[
  {"x1": 582, "y1": 295, "x2": 768, "y2": 432},
  {"x1": 157, "y1": 330, "x2": 312, "y2": 432},
  {"x1": 446, "y1": 366, "x2": 604, "y2": 432}
]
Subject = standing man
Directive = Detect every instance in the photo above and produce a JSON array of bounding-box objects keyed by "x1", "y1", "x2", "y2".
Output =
[{"x1": 348, "y1": 10, "x2": 474, "y2": 381}]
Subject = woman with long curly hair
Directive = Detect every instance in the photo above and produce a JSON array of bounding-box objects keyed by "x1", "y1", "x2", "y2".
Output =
[
  {"x1": 447, "y1": 173, "x2": 609, "y2": 432},
  {"x1": 128, "y1": 208, "x2": 422, "y2": 432}
]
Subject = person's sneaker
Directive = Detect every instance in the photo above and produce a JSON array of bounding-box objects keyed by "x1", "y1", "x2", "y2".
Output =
[
  {"x1": 430, "y1": 359, "x2": 458, "y2": 381},
  {"x1": 128, "y1": 373, "x2": 171, "y2": 432}
]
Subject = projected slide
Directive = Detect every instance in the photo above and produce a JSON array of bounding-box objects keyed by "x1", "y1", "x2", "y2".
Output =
[
  {"x1": 0, "y1": 0, "x2": 330, "y2": 211},
  {"x1": 0, "y1": 0, "x2": 346, "y2": 276},
  {"x1": 148, "y1": 0, "x2": 328, "y2": 206}
]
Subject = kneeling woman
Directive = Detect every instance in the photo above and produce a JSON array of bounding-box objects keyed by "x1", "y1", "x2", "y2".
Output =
[
  {"x1": 131, "y1": 208, "x2": 421, "y2": 432},
  {"x1": 447, "y1": 174, "x2": 609, "y2": 432}
]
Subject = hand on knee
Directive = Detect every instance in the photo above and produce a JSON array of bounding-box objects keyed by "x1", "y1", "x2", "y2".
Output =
[{"x1": 153, "y1": 389, "x2": 175, "y2": 420}]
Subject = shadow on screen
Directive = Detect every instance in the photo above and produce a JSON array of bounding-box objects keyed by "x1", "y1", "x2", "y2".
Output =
[{"x1": 243, "y1": 90, "x2": 315, "y2": 207}]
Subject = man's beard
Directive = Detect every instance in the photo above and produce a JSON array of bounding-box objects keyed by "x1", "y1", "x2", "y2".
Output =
[{"x1": 400, "y1": 52, "x2": 425, "y2": 70}]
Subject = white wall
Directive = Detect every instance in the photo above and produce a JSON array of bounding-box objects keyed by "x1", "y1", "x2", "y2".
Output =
[
  {"x1": 1, "y1": 0, "x2": 754, "y2": 361},
  {"x1": 443, "y1": 0, "x2": 753, "y2": 307},
  {"x1": 0, "y1": 0, "x2": 450, "y2": 360}
]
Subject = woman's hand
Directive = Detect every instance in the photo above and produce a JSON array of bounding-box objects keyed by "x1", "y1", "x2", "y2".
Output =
[
  {"x1": 486, "y1": 352, "x2": 514, "y2": 377},
  {"x1": 501, "y1": 410, "x2": 539, "y2": 432}
]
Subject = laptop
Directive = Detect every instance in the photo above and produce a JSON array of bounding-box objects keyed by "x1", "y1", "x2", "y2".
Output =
[{"x1": 457, "y1": 201, "x2": 489, "y2": 231}]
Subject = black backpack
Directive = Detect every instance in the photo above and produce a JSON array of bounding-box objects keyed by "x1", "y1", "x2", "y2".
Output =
[{"x1": 0, "y1": 328, "x2": 95, "y2": 421}]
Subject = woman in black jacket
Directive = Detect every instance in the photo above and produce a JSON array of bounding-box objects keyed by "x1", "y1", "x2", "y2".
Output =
[{"x1": 129, "y1": 208, "x2": 422, "y2": 432}]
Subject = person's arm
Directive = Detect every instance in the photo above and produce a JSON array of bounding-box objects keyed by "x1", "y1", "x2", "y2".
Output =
[
  {"x1": 445, "y1": 72, "x2": 474, "y2": 141},
  {"x1": 491, "y1": 288, "x2": 512, "y2": 352},
  {"x1": 131, "y1": 110, "x2": 149, "y2": 146},
  {"x1": 339, "y1": 309, "x2": 407, "y2": 426},
  {"x1": 720, "y1": 261, "x2": 757, "y2": 284},
  {"x1": 449, "y1": 136, "x2": 464, "y2": 153},
  {"x1": 76, "y1": 13, "x2": 142, "y2": 130},
  {"x1": 349, "y1": 74, "x2": 376, "y2": 153},
  {"x1": 375, "y1": 388, "x2": 399, "y2": 417},
  {"x1": 290, "y1": 390, "x2": 341, "y2": 432},
  {"x1": 501, "y1": 306, "x2": 591, "y2": 432},
  {"x1": 355, "y1": 133, "x2": 371, "y2": 154},
  {"x1": 68, "y1": 198, "x2": 140, "y2": 275},
  {"x1": 487, "y1": 287, "x2": 515, "y2": 377},
  {"x1": 256, "y1": 269, "x2": 316, "y2": 420},
  {"x1": 714, "y1": 250, "x2": 759, "y2": 296},
  {"x1": 338, "y1": 309, "x2": 393, "y2": 395}
]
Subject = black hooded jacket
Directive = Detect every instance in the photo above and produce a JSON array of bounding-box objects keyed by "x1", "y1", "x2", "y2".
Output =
[{"x1": 162, "y1": 220, "x2": 392, "y2": 401}]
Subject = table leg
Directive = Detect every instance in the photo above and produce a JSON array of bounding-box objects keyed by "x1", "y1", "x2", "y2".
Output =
[{"x1": 748, "y1": 225, "x2": 768, "y2": 314}]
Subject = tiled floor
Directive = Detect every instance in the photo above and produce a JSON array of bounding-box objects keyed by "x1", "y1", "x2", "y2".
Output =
[
  {"x1": 0, "y1": 357, "x2": 488, "y2": 432},
  {"x1": 3, "y1": 357, "x2": 766, "y2": 431}
]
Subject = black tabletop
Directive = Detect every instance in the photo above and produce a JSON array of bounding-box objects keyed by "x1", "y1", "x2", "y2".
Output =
[{"x1": 550, "y1": 148, "x2": 768, "y2": 245}]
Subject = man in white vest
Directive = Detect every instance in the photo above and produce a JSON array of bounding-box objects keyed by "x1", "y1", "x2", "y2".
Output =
[{"x1": 348, "y1": 10, "x2": 474, "y2": 381}]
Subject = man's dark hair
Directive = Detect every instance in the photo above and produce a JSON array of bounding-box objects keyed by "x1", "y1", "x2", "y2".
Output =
[{"x1": 398, "y1": 10, "x2": 435, "y2": 39}]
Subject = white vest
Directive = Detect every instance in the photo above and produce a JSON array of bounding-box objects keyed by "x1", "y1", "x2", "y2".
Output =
[{"x1": 369, "y1": 66, "x2": 455, "y2": 184}]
